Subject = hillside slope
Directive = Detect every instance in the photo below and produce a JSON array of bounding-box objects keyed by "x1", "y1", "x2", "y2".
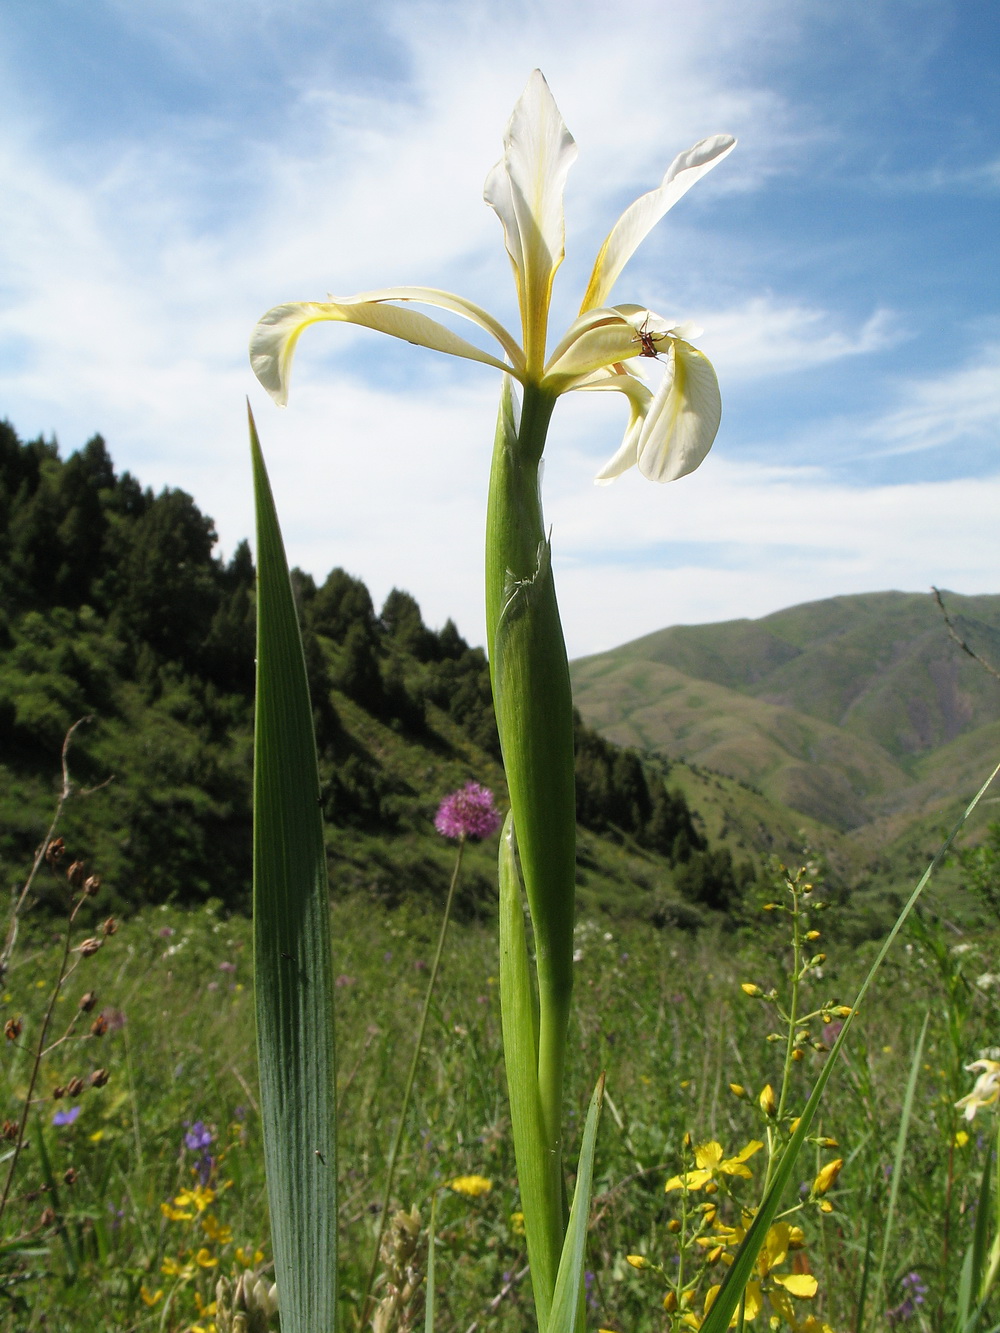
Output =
[{"x1": 571, "y1": 592, "x2": 1000, "y2": 859}]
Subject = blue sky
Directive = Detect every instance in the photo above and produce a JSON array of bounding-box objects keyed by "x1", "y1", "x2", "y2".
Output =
[{"x1": 1, "y1": 0, "x2": 997, "y2": 655}]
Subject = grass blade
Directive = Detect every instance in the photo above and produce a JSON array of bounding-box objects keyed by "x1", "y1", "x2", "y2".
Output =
[
  {"x1": 701, "y1": 760, "x2": 1000, "y2": 1333},
  {"x1": 424, "y1": 1191, "x2": 437, "y2": 1333},
  {"x1": 546, "y1": 1073, "x2": 605, "y2": 1333},
  {"x1": 250, "y1": 406, "x2": 338, "y2": 1332},
  {"x1": 873, "y1": 1010, "x2": 930, "y2": 1317}
]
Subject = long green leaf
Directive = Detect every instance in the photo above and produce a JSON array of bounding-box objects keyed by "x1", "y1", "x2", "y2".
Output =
[
  {"x1": 546, "y1": 1073, "x2": 605, "y2": 1333},
  {"x1": 874, "y1": 1010, "x2": 930, "y2": 1316},
  {"x1": 499, "y1": 813, "x2": 562, "y2": 1331},
  {"x1": 701, "y1": 760, "x2": 1000, "y2": 1333},
  {"x1": 250, "y1": 406, "x2": 338, "y2": 1332}
]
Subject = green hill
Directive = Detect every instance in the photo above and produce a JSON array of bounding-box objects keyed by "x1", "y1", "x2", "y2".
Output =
[
  {"x1": 571, "y1": 592, "x2": 1000, "y2": 876},
  {"x1": 0, "y1": 418, "x2": 749, "y2": 930}
]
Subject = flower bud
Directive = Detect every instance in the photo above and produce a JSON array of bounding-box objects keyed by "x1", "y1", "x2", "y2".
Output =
[
  {"x1": 667, "y1": 1219, "x2": 681, "y2": 1234},
  {"x1": 90, "y1": 1015, "x2": 109, "y2": 1038},
  {"x1": 89, "y1": 1068, "x2": 110, "y2": 1088},
  {"x1": 812, "y1": 1158, "x2": 843, "y2": 1195},
  {"x1": 663, "y1": 1291, "x2": 678, "y2": 1312},
  {"x1": 626, "y1": 1254, "x2": 649, "y2": 1270},
  {"x1": 729, "y1": 1083, "x2": 748, "y2": 1099},
  {"x1": 741, "y1": 983, "x2": 763, "y2": 998},
  {"x1": 66, "y1": 1077, "x2": 84, "y2": 1097},
  {"x1": 67, "y1": 861, "x2": 86, "y2": 890},
  {"x1": 4, "y1": 1017, "x2": 22, "y2": 1041},
  {"x1": 78, "y1": 992, "x2": 97, "y2": 1013},
  {"x1": 77, "y1": 938, "x2": 102, "y2": 958},
  {"x1": 758, "y1": 1084, "x2": 777, "y2": 1116}
]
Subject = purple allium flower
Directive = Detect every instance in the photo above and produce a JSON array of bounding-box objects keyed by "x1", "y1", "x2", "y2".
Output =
[
  {"x1": 52, "y1": 1106, "x2": 81, "y2": 1127},
  {"x1": 434, "y1": 783, "x2": 502, "y2": 841}
]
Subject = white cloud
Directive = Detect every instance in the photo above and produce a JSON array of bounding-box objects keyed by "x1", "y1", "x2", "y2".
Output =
[
  {"x1": 868, "y1": 343, "x2": 1000, "y2": 454},
  {"x1": 0, "y1": 0, "x2": 994, "y2": 667},
  {"x1": 700, "y1": 298, "x2": 900, "y2": 380}
]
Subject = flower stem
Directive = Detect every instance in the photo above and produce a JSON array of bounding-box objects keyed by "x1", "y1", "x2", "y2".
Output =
[
  {"x1": 486, "y1": 376, "x2": 577, "y2": 1315},
  {"x1": 358, "y1": 836, "x2": 466, "y2": 1330}
]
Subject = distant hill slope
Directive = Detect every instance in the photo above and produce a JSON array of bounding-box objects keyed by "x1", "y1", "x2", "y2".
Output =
[{"x1": 571, "y1": 592, "x2": 1000, "y2": 856}]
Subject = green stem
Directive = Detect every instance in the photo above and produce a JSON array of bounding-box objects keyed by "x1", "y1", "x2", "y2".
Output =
[
  {"x1": 359, "y1": 837, "x2": 466, "y2": 1330},
  {"x1": 486, "y1": 376, "x2": 577, "y2": 1314}
]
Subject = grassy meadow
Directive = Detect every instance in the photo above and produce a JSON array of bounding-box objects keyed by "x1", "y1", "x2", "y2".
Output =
[{"x1": 1, "y1": 867, "x2": 998, "y2": 1332}]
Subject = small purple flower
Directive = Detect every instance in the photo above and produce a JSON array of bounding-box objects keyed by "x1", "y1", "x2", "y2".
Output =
[
  {"x1": 52, "y1": 1106, "x2": 81, "y2": 1127},
  {"x1": 157, "y1": 926, "x2": 175, "y2": 939},
  {"x1": 184, "y1": 1120, "x2": 214, "y2": 1152},
  {"x1": 434, "y1": 783, "x2": 502, "y2": 841},
  {"x1": 335, "y1": 974, "x2": 356, "y2": 988},
  {"x1": 218, "y1": 961, "x2": 237, "y2": 974},
  {"x1": 888, "y1": 1272, "x2": 927, "y2": 1324}
]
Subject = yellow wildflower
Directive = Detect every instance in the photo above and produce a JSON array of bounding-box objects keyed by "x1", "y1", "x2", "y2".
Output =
[
  {"x1": 626, "y1": 1254, "x2": 649, "y2": 1269},
  {"x1": 236, "y1": 1246, "x2": 265, "y2": 1268},
  {"x1": 811, "y1": 1159, "x2": 843, "y2": 1196},
  {"x1": 445, "y1": 1174, "x2": 492, "y2": 1198},
  {"x1": 194, "y1": 1247, "x2": 218, "y2": 1268},
  {"x1": 509, "y1": 1211, "x2": 525, "y2": 1236},
  {"x1": 174, "y1": 1184, "x2": 216, "y2": 1213},
  {"x1": 665, "y1": 1140, "x2": 763, "y2": 1192},
  {"x1": 202, "y1": 1214, "x2": 233, "y2": 1244},
  {"x1": 758, "y1": 1085, "x2": 777, "y2": 1116},
  {"x1": 139, "y1": 1285, "x2": 163, "y2": 1307},
  {"x1": 161, "y1": 1255, "x2": 196, "y2": 1279},
  {"x1": 161, "y1": 1201, "x2": 194, "y2": 1222}
]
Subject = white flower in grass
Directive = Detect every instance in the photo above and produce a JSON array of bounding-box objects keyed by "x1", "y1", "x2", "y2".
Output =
[
  {"x1": 956, "y1": 1058, "x2": 1000, "y2": 1120},
  {"x1": 250, "y1": 71, "x2": 734, "y2": 485}
]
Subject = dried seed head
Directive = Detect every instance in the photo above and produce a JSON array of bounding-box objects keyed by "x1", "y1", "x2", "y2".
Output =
[
  {"x1": 90, "y1": 1015, "x2": 109, "y2": 1038},
  {"x1": 84, "y1": 876, "x2": 101, "y2": 897},
  {"x1": 78, "y1": 992, "x2": 98, "y2": 1013},
  {"x1": 77, "y1": 938, "x2": 102, "y2": 958},
  {"x1": 89, "y1": 1068, "x2": 110, "y2": 1088},
  {"x1": 45, "y1": 838, "x2": 66, "y2": 867},
  {"x1": 63, "y1": 1167, "x2": 77, "y2": 1186},
  {"x1": 4, "y1": 1017, "x2": 22, "y2": 1041},
  {"x1": 67, "y1": 861, "x2": 86, "y2": 890},
  {"x1": 100, "y1": 916, "x2": 117, "y2": 935},
  {"x1": 66, "y1": 1077, "x2": 85, "y2": 1098},
  {"x1": 2, "y1": 1120, "x2": 19, "y2": 1141},
  {"x1": 52, "y1": 1086, "x2": 66, "y2": 1100},
  {"x1": 39, "y1": 1206, "x2": 57, "y2": 1227}
]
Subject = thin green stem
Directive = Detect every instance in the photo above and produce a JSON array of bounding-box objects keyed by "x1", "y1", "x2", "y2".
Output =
[{"x1": 358, "y1": 837, "x2": 466, "y2": 1330}]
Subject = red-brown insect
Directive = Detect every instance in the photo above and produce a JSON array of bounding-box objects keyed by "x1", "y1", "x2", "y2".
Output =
[{"x1": 633, "y1": 317, "x2": 666, "y2": 359}]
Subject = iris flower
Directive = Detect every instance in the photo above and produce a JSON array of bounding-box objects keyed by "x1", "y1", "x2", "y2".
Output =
[{"x1": 250, "y1": 70, "x2": 734, "y2": 484}]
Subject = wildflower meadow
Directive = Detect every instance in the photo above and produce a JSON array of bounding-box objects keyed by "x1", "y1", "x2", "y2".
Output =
[{"x1": 1, "y1": 65, "x2": 999, "y2": 1333}]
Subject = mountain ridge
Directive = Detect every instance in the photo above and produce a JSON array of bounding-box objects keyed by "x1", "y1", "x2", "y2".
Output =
[{"x1": 570, "y1": 590, "x2": 1000, "y2": 861}]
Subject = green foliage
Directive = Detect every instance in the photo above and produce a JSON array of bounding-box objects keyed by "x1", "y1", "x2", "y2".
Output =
[{"x1": 0, "y1": 417, "x2": 735, "y2": 927}]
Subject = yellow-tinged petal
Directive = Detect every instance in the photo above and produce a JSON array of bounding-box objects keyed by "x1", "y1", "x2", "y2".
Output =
[
  {"x1": 665, "y1": 1166, "x2": 714, "y2": 1192},
  {"x1": 773, "y1": 1273, "x2": 819, "y2": 1299},
  {"x1": 580, "y1": 134, "x2": 736, "y2": 313},
  {"x1": 250, "y1": 294, "x2": 515, "y2": 406},
  {"x1": 694, "y1": 1141, "x2": 724, "y2": 1170},
  {"x1": 760, "y1": 1222, "x2": 789, "y2": 1274},
  {"x1": 484, "y1": 70, "x2": 577, "y2": 373},
  {"x1": 634, "y1": 337, "x2": 722, "y2": 483}
]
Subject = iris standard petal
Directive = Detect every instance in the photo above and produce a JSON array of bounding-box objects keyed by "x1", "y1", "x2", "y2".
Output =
[
  {"x1": 579, "y1": 133, "x2": 736, "y2": 313},
  {"x1": 635, "y1": 338, "x2": 722, "y2": 483},
  {"x1": 250, "y1": 296, "x2": 513, "y2": 405},
  {"x1": 484, "y1": 69, "x2": 578, "y2": 372}
]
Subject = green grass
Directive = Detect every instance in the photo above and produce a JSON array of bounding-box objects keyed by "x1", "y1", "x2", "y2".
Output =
[{"x1": 0, "y1": 879, "x2": 998, "y2": 1331}]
